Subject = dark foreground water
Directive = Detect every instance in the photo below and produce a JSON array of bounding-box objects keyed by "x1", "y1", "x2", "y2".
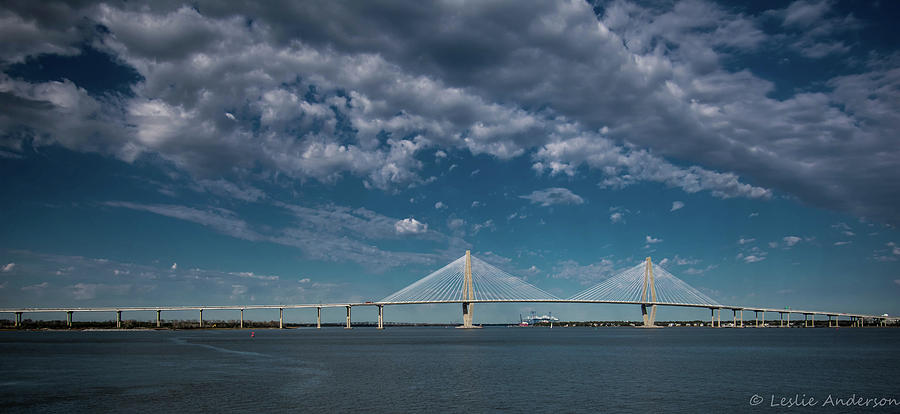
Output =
[{"x1": 1, "y1": 327, "x2": 898, "y2": 413}]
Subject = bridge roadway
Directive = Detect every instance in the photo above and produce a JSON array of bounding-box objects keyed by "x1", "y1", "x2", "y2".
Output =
[{"x1": 3, "y1": 300, "x2": 897, "y2": 329}]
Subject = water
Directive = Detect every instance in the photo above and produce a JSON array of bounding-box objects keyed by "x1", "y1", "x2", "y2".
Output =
[{"x1": 1, "y1": 327, "x2": 898, "y2": 413}]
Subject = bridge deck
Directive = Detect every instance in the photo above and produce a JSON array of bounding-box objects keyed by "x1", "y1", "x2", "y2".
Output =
[{"x1": 1, "y1": 300, "x2": 894, "y2": 320}]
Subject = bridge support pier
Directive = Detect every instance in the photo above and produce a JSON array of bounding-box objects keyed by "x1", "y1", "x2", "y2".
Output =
[
  {"x1": 66, "y1": 311, "x2": 73, "y2": 328},
  {"x1": 199, "y1": 309, "x2": 203, "y2": 328},
  {"x1": 239, "y1": 309, "x2": 243, "y2": 329},
  {"x1": 717, "y1": 308, "x2": 721, "y2": 328},
  {"x1": 345, "y1": 306, "x2": 352, "y2": 329},
  {"x1": 15, "y1": 312, "x2": 22, "y2": 327},
  {"x1": 461, "y1": 302, "x2": 474, "y2": 328},
  {"x1": 316, "y1": 307, "x2": 321, "y2": 329},
  {"x1": 377, "y1": 305, "x2": 384, "y2": 329},
  {"x1": 779, "y1": 312, "x2": 784, "y2": 327},
  {"x1": 279, "y1": 308, "x2": 284, "y2": 329},
  {"x1": 156, "y1": 310, "x2": 161, "y2": 328},
  {"x1": 787, "y1": 312, "x2": 790, "y2": 327},
  {"x1": 116, "y1": 310, "x2": 122, "y2": 328},
  {"x1": 641, "y1": 304, "x2": 657, "y2": 327},
  {"x1": 710, "y1": 308, "x2": 715, "y2": 327}
]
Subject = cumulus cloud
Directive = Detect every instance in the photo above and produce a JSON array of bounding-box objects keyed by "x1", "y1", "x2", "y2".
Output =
[
  {"x1": 645, "y1": 235, "x2": 663, "y2": 244},
  {"x1": 670, "y1": 201, "x2": 684, "y2": 211},
  {"x1": 170, "y1": 262, "x2": 177, "y2": 270},
  {"x1": 610, "y1": 212, "x2": 624, "y2": 223},
  {"x1": 520, "y1": 188, "x2": 585, "y2": 207},
  {"x1": 394, "y1": 218, "x2": 428, "y2": 235},
  {"x1": 1, "y1": 262, "x2": 14, "y2": 272},
  {"x1": 434, "y1": 201, "x2": 446, "y2": 210},
  {"x1": 0, "y1": 0, "x2": 897, "y2": 222}
]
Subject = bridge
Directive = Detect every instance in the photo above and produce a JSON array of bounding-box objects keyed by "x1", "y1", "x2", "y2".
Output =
[{"x1": 2, "y1": 251, "x2": 896, "y2": 329}]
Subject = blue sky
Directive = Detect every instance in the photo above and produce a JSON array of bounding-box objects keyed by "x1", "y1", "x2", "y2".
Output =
[{"x1": 1, "y1": 0, "x2": 899, "y2": 323}]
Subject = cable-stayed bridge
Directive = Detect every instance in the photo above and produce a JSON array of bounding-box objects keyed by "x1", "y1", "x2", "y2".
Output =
[{"x1": 2, "y1": 251, "x2": 896, "y2": 329}]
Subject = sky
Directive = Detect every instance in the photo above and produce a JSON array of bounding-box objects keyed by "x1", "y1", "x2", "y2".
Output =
[{"x1": 1, "y1": 0, "x2": 899, "y2": 324}]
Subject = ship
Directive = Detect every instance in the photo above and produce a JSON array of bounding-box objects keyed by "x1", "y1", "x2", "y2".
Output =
[{"x1": 519, "y1": 311, "x2": 559, "y2": 326}]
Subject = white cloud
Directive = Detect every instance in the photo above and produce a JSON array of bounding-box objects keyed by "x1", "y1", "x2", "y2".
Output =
[
  {"x1": 395, "y1": 218, "x2": 428, "y2": 235},
  {"x1": 610, "y1": 212, "x2": 624, "y2": 223},
  {"x1": 299, "y1": 278, "x2": 311, "y2": 284},
  {"x1": 519, "y1": 188, "x2": 585, "y2": 207},
  {"x1": 783, "y1": 236, "x2": 803, "y2": 247},
  {"x1": 224, "y1": 112, "x2": 236, "y2": 121},
  {"x1": 645, "y1": 235, "x2": 663, "y2": 244},
  {"x1": 889, "y1": 242, "x2": 900, "y2": 255},
  {"x1": 670, "y1": 201, "x2": 685, "y2": 211},
  {"x1": 229, "y1": 271, "x2": 279, "y2": 281},
  {"x1": 749, "y1": 212, "x2": 759, "y2": 218},
  {"x1": 684, "y1": 264, "x2": 718, "y2": 275},
  {"x1": 170, "y1": 262, "x2": 177, "y2": 270},
  {"x1": 1, "y1": 262, "x2": 14, "y2": 272},
  {"x1": 738, "y1": 238, "x2": 756, "y2": 245},
  {"x1": 742, "y1": 255, "x2": 766, "y2": 263},
  {"x1": 833, "y1": 241, "x2": 851, "y2": 246},
  {"x1": 533, "y1": 135, "x2": 771, "y2": 200},
  {"x1": 434, "y1": 201, "x2": 446, "y2": 209}
]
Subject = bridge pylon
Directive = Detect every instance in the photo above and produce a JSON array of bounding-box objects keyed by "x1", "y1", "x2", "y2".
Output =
[
  {"x1": 640, "y1": 257, "x2": 658, "y2": 327},
  {"x1": 459, "y1": 250, "x2": 477, "y2": 328}
]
